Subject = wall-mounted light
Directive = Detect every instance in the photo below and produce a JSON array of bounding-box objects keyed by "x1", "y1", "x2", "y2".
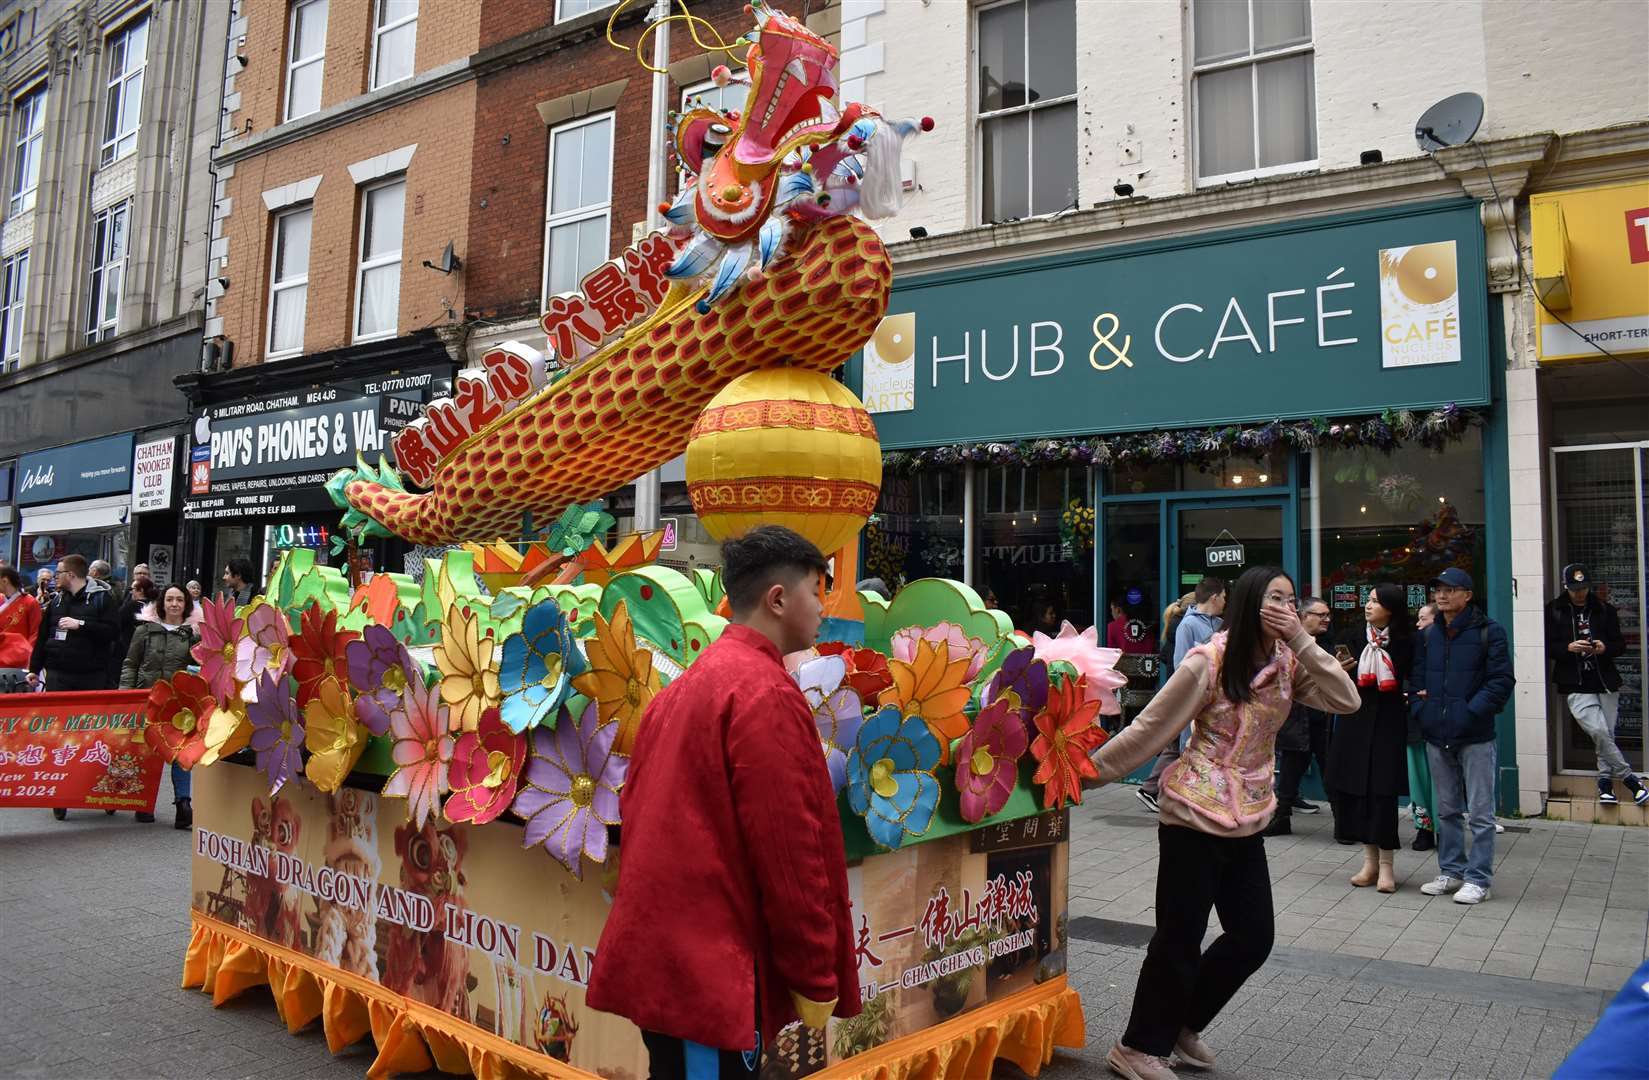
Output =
[
  {"x1": 1113, "y1": 182, "x2": 1135, "y2": 198},
  {"x1": 1360, "y1": 149, "x2": 1382, "y2": 165},
  {"x1": 235, "y1": 54, "x2": 249, "y2": 69},
  {"x1": 909, "y1": 226, "x2": 928, "y2": 239}
]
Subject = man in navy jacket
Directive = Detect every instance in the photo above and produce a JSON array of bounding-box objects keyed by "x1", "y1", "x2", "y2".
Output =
[{"x1": 1408, "y1": 569, "x2": 1514, "y2": 905}]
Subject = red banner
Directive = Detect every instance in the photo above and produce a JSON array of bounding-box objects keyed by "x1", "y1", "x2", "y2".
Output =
[{"x1": 0, "y1": 690, "x2": 163, "y2": 811}]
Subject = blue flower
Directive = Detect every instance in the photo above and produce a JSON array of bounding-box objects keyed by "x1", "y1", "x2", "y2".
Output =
[
  {"x1": 498, "y1": 599, "x2": 587, "y2": 734},
  {"x1": 846, "y1": 704, "x2": 942, "y2": 850}
]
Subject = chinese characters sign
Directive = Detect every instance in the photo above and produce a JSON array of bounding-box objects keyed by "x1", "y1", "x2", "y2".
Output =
[{"x1": 0, "y1": 690, "x2": 162, "y2": 810}]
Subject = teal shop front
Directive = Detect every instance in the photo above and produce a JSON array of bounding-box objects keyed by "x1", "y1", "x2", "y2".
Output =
[{"x1": 850, "y1": 200, "x2": 1515, "y2": 808}]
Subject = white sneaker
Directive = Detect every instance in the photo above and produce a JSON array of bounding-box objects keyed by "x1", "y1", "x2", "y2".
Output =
[
  {"x1": 1454, "y1": 883, "x2": 1490, "y2": 905},
  {"x1": 1420, "y1": 875, "x2": 1464, "y2": 895}
]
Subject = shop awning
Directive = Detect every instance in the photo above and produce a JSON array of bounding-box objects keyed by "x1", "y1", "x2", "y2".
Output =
[{"x1": 19, "y1": 494, "x2": 131, "y2": 535}]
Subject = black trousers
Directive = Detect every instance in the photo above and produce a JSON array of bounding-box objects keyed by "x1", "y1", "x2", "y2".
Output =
[
  {"x1": 46, "y1": 669, "x2": 108, "y2": 692},
  {"x1": 1122, "y1": 825, "x2": 1274, "y2": 1057},
  {"x1": 641, "y1": 1031, "x2": 759, "y2": 1080},
  {"x1": 1275, "y1": 715, "x2": 1331, "y2": 817}
]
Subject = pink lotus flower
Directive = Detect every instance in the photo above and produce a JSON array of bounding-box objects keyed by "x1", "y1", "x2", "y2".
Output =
[
  {"x1": 955, "y1": 697, "x2": 1028, "y2": 823},
  {"x1": 191, "y1": 597, "x2": 244, "y2": 702},
  {"x1": 1030, "y1": 621, "x2": 1128, "y2": 716},
  {"x1": 444, "y1": 708, "x2": 526, "y2": 825},
  {"x1": 383, "y1": 676, "x2": 453, "y2": 830},
  {"x1": 235, "y1": 604, "x2": 292, "y2": 702},
  {"x1": 891, "y1": 621, "x2": 989, "y2": 682}
]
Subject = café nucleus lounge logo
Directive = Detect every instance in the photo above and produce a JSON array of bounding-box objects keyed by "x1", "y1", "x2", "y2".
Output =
[{"x1": 1379, "y1": 240, "x2": 1461, "y2": 368}]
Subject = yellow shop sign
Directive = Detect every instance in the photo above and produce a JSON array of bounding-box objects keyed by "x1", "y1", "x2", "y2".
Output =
[{"x1": 1531, "y1": 180, "x2": 1649, "y2": 362}]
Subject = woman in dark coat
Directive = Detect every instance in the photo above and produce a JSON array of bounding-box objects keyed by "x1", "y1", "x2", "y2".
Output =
[{"x1": 1325, "y1": 583, "x2": 1413, "y2": 893}]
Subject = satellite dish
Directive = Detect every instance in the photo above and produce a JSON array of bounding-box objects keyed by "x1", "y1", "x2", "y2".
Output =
[
  {"x1": 422, "y1": 241, "x2": 463, "y2": 275},
  {"x1": 1415, "y1": 92, "x2": 1484, "y2": 152}
]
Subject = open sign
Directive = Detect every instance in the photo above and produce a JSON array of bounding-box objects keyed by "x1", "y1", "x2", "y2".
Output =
[{"x1": 1206, "y1": 542, "x2": 1245, "y2": 568}]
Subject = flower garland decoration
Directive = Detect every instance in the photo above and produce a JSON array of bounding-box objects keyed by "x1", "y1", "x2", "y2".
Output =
[
  {"x1": 792, "y1": 654, "x2": 864, "y2": 792},
  {"x1": 290, "y1": 604, "x2": 360, "y2": 709},
  {"x1": 890, "y1": 622, "x2": 989, "y2": 682},
  {"x1": 498, "y1": 598, "x2": 587, "y2": 734},
  {"x1": 885, "y1": 638, "x2": 974, "y2": 764},
  {"x1": 247, "y1": 670, "x2": 304, "y2": 794},
  {"x1": 1029, "y1": 676, "x2": 1106, "y2": 809},
  {"x1": 345, "y1": 623, "x2": 418, "y2": 736},
  {"x1": 1058, "y1": 499, "x2": 1095, "y2": 553},
  {"x1": 436, "y1": 605, "x2": 501, "y2": 734},
  {"x1": 302, "y1": 677, "x2": 371, "y2": 794},
  {"x1": 198, "y1": 700, "x2": 253, "y2": 768},
  {"x1": 817, "y1": 641, "x2": 894, "y2": 702},
  {"x1": 383, "y1": 675, "x2": 453, "y2": 829},
  {"x1": 571, "y1": 602, "x2": 660, "y2": 756},
  {"x1": 143, "y1": 672, "x2": 216, "y2": 769},
  {"x1": 954, "y1": 696, "x2": 1028, "y2": 824},
  {"x1": 192, "y1": 596, "x2": 243, "y2": 703},
  {"x1": 445, "y1": 707, "x2": 527, "y2": 826},
  {"x1": 880, "y1": 406, "x2": 1484, "y2": 473},
  {"x1": 512, "y1": 701, "x2": 627, "y2": 878},
  {"x1": 236, "y1": 602, "x2": 292, "y2": 702},
  {"x1": 846, "y1": 704, "x2": 942, "y2": 850},
  {"x1": 1029, "y1": 622, "x2": 1127, "y2": 716}
]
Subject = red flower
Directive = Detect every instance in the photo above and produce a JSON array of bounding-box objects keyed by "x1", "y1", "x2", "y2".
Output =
[
  {"x1": 817, "y1": 642, "x2": 894, "y2": 703},
  {"x1": 144, "y1": 672, "x2": 217, "y2": 769},
  {"x1": 444, "y1": 708, "x2": 527, "y2": 825},
  {"x1": 1030, "y1": 676, "x2": 1107, "y2": 809},
  {"x1": 290, "y1": 604, "x2": 360, "y2": 708}
]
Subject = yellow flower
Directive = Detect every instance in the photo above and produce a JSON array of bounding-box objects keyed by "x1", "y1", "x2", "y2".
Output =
[
  {"x1": 436, "y1": 606, "x2": 500, "y2": 734},
  {"x1": 303, "y1": 677, "x2": 369, "y2": 793},
  {"x1": 571, "y1": 601, "x2": 661, "y2": 755},
  {"x1": 197, "y1": 701, "x2": 252, "y2": 767}
]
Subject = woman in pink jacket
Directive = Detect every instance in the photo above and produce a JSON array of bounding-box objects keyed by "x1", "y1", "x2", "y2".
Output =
[{"x1": 1087, "y1": 565, "x2": 1360, "y2": 1080}]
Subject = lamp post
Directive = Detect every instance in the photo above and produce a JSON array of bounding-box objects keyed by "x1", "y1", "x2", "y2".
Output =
[{"x1": 633, "y1": 0, "x2": 671, "y2": 532}]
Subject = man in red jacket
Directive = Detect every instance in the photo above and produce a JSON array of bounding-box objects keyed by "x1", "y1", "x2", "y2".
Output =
[{"x1": 588, "y1": 526, "x2": 860, "y2": 1078}]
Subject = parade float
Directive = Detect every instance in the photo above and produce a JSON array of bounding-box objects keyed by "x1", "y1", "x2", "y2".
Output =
[{"x1": 164, "y1": 4, "x2": 1099, "y2": 1076}]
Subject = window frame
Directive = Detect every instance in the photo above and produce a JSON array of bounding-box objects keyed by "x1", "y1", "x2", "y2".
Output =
[
  {"x1": 369, "y1": 0, "x2": 418, "y2": 92},
  {"x1": 284, "y1": 0, "x2": 328, "y2": 122},
  {"x1": 353, "y1": 177, "x2": 406, "y2": 343},
  {"x1": 86, "y1": 201, "x2": 130, "y2": 343},
  {"x1": 100, "y1": 14, "x2": 148, "y2": 165},
  {"x1": 1190, "y1": 0, "x2": 1318, "y2": 186},
  {"x1": 9, "y1": 82, "x2": 45, "y2": 215},
  {"x1": 972, "y1": 0, "x2": 1079, "y2": 226},
  {"x1": 1, "y1": 248, "x2": 27, "y2": 371},
  {"x1": 266, "y1": 205, "x2": 313, "y2": 360},
  {"x1": 555, "y1": 0, "x2": 618, "y2": 24},
  {"x1": 541, "y1": 110, "x2": 615, "y2": 305}
]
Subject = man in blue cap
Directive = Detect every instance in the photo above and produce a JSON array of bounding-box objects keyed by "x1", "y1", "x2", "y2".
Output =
[
  {"x1": 1545, "y1": 563, "x2": 1646, "y2": 806},
  {"x1": 1409, "y1": 568, "x2": 1514, "y2": 905}
]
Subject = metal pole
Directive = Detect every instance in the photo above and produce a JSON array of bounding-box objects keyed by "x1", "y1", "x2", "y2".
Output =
[
  {"x1": 633, "y1": 0, "x2": 671, "y2": 532},
  {"x1": 962, "y1": 464, "x2": 976, "y2": 587},
  {"x1": 1308, "y1": 448, "x2": 1323, "y2": 603}
]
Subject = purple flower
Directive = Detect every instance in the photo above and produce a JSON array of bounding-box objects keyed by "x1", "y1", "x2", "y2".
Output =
[
  {"x1": 987, "y1": 646, "x2": 1051, "y2": 736},
  {"x1": 511, "y1": 701, "x2": 627, "y2": 878},
  {"x1": 247, "y1": 670, "x2": 304, "y2": 794},
  {"x1": 345, "y1": 623, "x2": 418, "y2": 736}
]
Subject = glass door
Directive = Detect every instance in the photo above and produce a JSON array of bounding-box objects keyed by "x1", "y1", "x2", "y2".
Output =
[{"x1": 1169, "y1": 499, "x2": 1291, "y2": 601}]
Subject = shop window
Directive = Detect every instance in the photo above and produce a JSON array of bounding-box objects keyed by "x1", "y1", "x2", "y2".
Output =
[
  {"x1": 865, "y1": 469, "x2": 966, "y2": 595},
  {"x1": 354, "y1": 178, "x2": 405, "y2": 341},
  {"x1": 86, "y1": 201, "x2": 129, "y2": 344},
  {"x1": 978, "y1": 465, "x2": 1092, "y2": 635},
  {"x1": 101, "y1": 15, "x2": 147, "y2": 164},
  {"x1": 1192, "y1": 0, "x2": 1316, "y2": 184},
  {"x1": 1109, "y1": 448, "x2": 1289, "y2": 495},
  {"x1": 285, "y1": 0, "x2": 328, "y2": 122},
  {"x1": 976, "y1": 0, "x2": 1077, "y2": 224},
  {"x1": 267, "y1": 205, "x2": 312, "y2": 359},
  {"x1": 543, "y1": 112, "x2": 613, "y2": 300},
  {"x1": 370, "y1": 0, "x2": 417, "y2": 91},
  {"x1": 1, "y1": 248, "x2": 26, "y2": 371},
  {"x1": 556, "y1": 0, "x2": 616, "y2": 21},
  {"x1": 10, "y1": 83, "x2": 44, "y2": 214},
  {"x1": 1308, "y1": 430, "x2": 1485, "y2": 641}
]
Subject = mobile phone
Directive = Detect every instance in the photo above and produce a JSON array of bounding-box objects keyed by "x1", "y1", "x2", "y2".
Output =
[{"x1": 1334, "y1": 644, "x2": 1353, "y2": 662}]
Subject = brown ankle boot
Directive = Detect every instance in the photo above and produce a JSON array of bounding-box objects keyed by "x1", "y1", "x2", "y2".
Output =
[
  {"x1": 1351, "y1": 844, "x2": 1379, "y2": 887},
  {"x1": 1377, "y1": 849, "x2": 1397, "y2": 893}
]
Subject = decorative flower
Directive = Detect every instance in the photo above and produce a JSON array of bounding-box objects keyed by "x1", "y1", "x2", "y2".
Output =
[
  {"x1": 571, "y1": 602, "x2": 660, "y2": 756},
  {"x1": 512, "y1": 701, "x2": 627, "y2": 878},
  {"x1": 1030, "y1": 676, "x2": 1106, "y2": 809},
  {"x1": 197, "y1": 701, "x2": 252, "y2": 768},
  {"x1": 236, "y1": 603, "x2": 292, "y2": 702},
  {"x1": 498, "y1": 598, "x2": 587, "y2": 734},
  {"x1": 954, "y1": 697, "x2": 1028, "y2": 823},
  {"x1": 986, "y1": 646, "x2": 1050, "y2": 735},
  {"x1": 436, "y1": 606, "x2": 500, "y2": 734},
  {"x1": 793, "y1": 654, "x2": 864, "y2": 792},
  {"x1": 445, "y1": 707, "x2": 528, "y2": 826},
  {"x1": 143, "y1": 672, "x2": 216, "y2": 769},
  {"x1": 247, "y1": 670, "x2": 304, "y2": 794},
  {"x1": 1029, "y1": 621, "x2": 1128, "y2": 716},
  {"x1": 192, "y1": 597, "x2": 244, "y2": 703},
  {"x1": 383, "y1": 676, "x2": 453, "y2": 829},
  {"x1": 346, "y1": 623, "x2": 419, "y2": 736},
  {"x1": 846, "y1": 704, "x2": 942, "y2": 850},
  {"x1": 290, "y1": 604, "x2": 359, "y2": 709},
  {"x1": 303, "y1": 677, "x2": 370, "y2": 794},
  {"x1": 817, "y1": 641, "x2": 894, "y2": 702},
  {"x1": 891, "y1": 622, "x2": 989, "y2": 682},
  {"x1": 884, "y1": 638, "x2": 972, "y2": 764}
]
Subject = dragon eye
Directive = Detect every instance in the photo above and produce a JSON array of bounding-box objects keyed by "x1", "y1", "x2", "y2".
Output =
[{"x1": 411, "y1": 835, "x2": 433, "y2": 872}]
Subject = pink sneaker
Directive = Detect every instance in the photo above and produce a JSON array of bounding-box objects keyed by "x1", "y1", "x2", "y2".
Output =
[
  {"x1": 1174, "y1": 1029, "x2": 1214, "y2": 1069},
  {"x1": 1107, "y1": 1041, "x2": 1182, "y2": 1080}
]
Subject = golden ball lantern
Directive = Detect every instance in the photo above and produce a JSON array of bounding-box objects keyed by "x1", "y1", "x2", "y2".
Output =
[{"x1": 685, "y1": 368, "x2": 882, "y2": 555}]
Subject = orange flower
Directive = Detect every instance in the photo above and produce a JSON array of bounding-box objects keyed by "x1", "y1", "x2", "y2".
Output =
[
  {"x1": 1030, "y1": 676, "x2": 1106, "y2": 809},
  {"x1": 883, "y1": 638, "x2": 972, "y2": 764},
  {"x1": 571, "y1": 602, "x2": 661, "y2": 755}
]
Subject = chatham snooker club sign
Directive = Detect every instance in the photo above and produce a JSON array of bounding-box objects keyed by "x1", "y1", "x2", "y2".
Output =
[{"x1": 854, "y1": 202, "x2": 1491, "y2": 449}]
